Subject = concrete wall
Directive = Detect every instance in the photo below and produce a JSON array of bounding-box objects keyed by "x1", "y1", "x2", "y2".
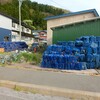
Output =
[
  {"x1": 0, "y1": 14, "x2": 12, "y2": 30},
  {"x1": 47, "y1": 12, "x2": 96, "y2": 44}
]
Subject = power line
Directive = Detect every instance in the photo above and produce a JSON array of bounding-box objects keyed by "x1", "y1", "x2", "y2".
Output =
[{"x1": 50, "y1": 0, "x2": 65, "y2": 9}]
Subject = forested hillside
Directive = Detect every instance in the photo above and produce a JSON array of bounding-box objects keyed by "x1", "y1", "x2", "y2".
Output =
[{"x1": 0, "y1": 0, "x2": 69, "y2": 30}]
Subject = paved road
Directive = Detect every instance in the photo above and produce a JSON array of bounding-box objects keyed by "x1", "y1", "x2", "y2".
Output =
[
  {"x1": 0, "y1": 94, "x2": 22, "y2": 100},
  {"x1": 0, "y1": 67, "x2": 100, "y2": 92},
  {"x1": 0, "y1": 87, "x2": 69, "y2": 100}
]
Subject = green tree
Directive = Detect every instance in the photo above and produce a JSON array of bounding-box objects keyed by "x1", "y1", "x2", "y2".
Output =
[{"x1": 0, "y1": 0, "x2": 69, "y2": 30}]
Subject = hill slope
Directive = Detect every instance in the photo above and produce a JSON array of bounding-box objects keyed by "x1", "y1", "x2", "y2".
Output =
[
  {"x1": 0, "y1": 0, "x2": 12, "y2": 4},
  {"x1": 0, "y1": 0, "x2": 70, "y2": 30}
]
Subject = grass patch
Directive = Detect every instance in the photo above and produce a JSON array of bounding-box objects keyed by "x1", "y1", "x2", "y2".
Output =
[
  {"x1": 0, "y1": 63, "x2": 6, "y2": 67},
  {"x1": 13, "y1": 85, "x2": 38, "y2": 94},
  {"x1": 0, "y1": 51, "x2": 43, "y2": 66},
  {"x1": 0, "y1": 52, "x2": 7, "y2": 54},
  {"x1": 13, "y1": 52, "x2": 42, "y2": 65},
  {"x1": 14, "y1": 85, "x2": 21, "y2": 91}
]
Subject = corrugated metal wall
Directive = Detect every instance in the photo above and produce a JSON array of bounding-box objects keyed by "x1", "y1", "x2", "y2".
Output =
[
  {"x1": 52, "y1": 19, "x2": 100, "y2": 44},
  {"x1": 0, "y1": 27, "x2": 11, "y2": 41}
]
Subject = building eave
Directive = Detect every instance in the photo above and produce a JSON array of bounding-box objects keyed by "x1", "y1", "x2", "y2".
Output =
[
  {"x1": 51, "y1": 17, "x2": 100, "y2": 30},
  {"x1": 45, "y1": 9, "x2": 99, "y2": 20},
  {"x1": 0, "y1": 12, "x2": 33, "y2": 30}
]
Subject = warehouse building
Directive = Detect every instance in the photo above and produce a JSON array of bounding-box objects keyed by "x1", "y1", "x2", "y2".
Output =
[
  {"x1": 51, "y1": 17, "x2": 100, "y2": 44},
  {"x1": 45, "y1": 9, "x2": 99, "y2": 44},
  {"x1": 0, "y1": 12, "x2": 34, "y2": 44}
]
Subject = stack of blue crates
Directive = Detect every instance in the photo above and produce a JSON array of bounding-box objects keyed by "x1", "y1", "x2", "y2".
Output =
[
  {"x1": 0, "y1": 42, "x2": 28, "y2": 52},
  {"x1": 41, "y1": 36, "x2": 100, "y2": 70}
]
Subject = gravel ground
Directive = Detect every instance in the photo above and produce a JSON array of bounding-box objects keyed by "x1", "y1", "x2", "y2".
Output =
[{"x1": 0, "y1": 87, "x2": 71, "y2": 100}]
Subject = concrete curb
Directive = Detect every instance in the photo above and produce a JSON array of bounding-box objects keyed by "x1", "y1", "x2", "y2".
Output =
[{"x1": 0, "y1": 80, "x2": 100, "y2": 100}]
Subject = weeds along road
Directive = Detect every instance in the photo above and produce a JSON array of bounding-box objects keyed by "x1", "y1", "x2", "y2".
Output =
[{"x1": 0, "y1": 67, "x2": 100, "y2": 92}]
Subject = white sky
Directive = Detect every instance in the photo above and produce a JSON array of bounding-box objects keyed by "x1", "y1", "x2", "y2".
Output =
[{"x1": 31, "y1": 0, "x2": 100, "y2": 15}]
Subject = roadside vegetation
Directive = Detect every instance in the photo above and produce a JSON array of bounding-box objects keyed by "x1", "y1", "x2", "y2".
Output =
[
  {"x1": 0, "y1": 50, "x2": 43, "y2": 67},
  {"x1": 13, "y1": 52, "x2": 42, "y2": 65},
  {"x1": 0, "y1": 52, "x2": 42, "y2": 66}
]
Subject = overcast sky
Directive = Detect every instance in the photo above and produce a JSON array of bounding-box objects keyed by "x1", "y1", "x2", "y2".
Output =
[{"x1": 31, "y1": 0, "x2": 100, "y2": 15}]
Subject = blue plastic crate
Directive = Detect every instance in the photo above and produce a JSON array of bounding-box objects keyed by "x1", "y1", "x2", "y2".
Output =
[
  {"x1": 41, "y1": 35, "x2": 100, "y2": 70},
  {"x1": 67, "y1": 41, "x2": 75, "y2": 47},
  {"x1": 57, "y1": 63, "x2": 65, "y2": 69},
  {"x1": 79, "y1": 36, "x2": 90, "y2": 43},
  {"x1": 92, "y1": 47, "x2": 97, "y2": 54},
  {"x1": 96, "y1": 36, "x2": 100, "y2": 41},
  {"x1": 86, "y1": 47, "x2": 93, "y2": 54},
  {"x1": 97, "y1": 47, "x2": 100, "y2": 54},
  {"x1": 86, "y1": 54, "x2": 94, "y2": 62},
  {"x1": 75, "y1": 62, "x2": 83, "y2": 70},
  {"x1": 67, "y1": 55, "x2": 77, "y2": 63},
  {"x1": 89, "y1": 36, "x2": 96, "y2": 43},
  {"x1": 86, "y1": 62, "x2": 95, "y2": 69},
  {"x1": 75, "y1": 40, "x2": 84, "y2": 47}
]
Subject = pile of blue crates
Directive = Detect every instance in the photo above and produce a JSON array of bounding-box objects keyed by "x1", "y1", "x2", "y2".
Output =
[
  {"x1": 41, "y1": 36, "x2": 100, "y2": 70},
  {"x1": 0, "y1": 42, "x2": 28, "y2": 52}
]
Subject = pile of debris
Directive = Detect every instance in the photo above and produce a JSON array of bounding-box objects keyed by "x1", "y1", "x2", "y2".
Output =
[
  {"x1": 0, "y1": 42, "x2": 28, "y2": 52},
  {"x1": 41, "y1": 36, "x2": 100, "y2": 70}
]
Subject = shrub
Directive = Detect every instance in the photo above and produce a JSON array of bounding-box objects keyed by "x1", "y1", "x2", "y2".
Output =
[{"x1": 15, "y1": 52, "x2": 42, "y2": 65}]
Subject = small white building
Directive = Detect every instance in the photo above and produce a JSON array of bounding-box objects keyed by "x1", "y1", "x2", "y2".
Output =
[{"x1": 0, "y1": 12, "x2": 34, "y2": 44}]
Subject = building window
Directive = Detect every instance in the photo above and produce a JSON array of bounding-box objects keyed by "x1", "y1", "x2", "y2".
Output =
[
  {"x1": 12, "y1": 35, "x2": 16, "y2": 39},
  {"x1": 26, "y1": 28, "x2": 29, "y2": 32},
  {"x1": 4, "y1": 36, "x2": 9, "y2": 41},
  {"x1": 22, "y1": 27, "x2": 24, "y2": 32},
  {"x1": 12, "y1": 23, "x2": 16, "y2": 28},
  {"x1": 41, "y1": 34, "x2": 44, "y2": 36},
  {"x1": 17, "y1": 24, "x2": 19, "y2": 29}
]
